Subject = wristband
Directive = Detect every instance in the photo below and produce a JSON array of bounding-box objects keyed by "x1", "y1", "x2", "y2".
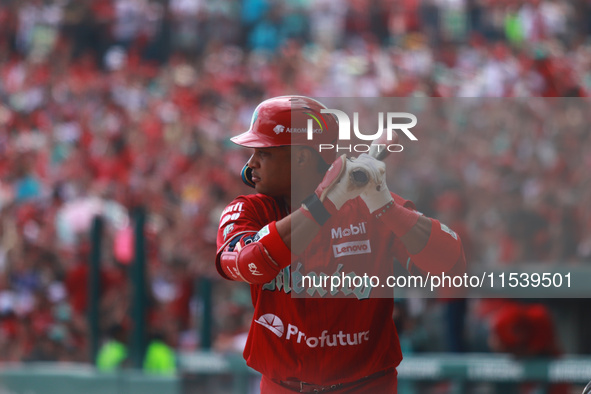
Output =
[
  {"x1": 301, "y1": 193, "x2": 332, "y2": 225},
  {"x1": 256, "y1": 221, "x2": 294, "y2": 268},
  {"x1": 375, "y1": 201, "x2": 395, "y2": 219}
]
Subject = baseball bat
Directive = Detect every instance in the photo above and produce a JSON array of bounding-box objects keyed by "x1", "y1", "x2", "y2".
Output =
[{"x1": 350, "y1": 131, "x2": 398, "y2": 187}]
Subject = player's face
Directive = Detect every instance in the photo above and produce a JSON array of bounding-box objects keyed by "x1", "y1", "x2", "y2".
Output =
[{"x1": 247, "y1": 147, "x2": 292, "y2": 197}]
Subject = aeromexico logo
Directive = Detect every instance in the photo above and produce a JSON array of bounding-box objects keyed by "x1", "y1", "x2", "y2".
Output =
[
  {"x1": 273, "y1": 113, "x2": 324, "y2": 135},
  {"x1": 273, "y1": 112, "x2": 326, "y2": 135},
  {"x1": 255, "y1": 313, "x2": 370, "y2": 348}
]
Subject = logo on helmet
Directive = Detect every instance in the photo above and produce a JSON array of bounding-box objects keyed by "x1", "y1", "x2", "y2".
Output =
[
  {"x1": 273, "y1": 125, "x2": 286, "y2": 134},
  {"x1": 304, "y1": 112, "x2": 327, "y2": 133}
]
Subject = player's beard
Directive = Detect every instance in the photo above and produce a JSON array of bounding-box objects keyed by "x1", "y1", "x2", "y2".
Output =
[{"x1": 255, "y1": 177, "x2": 291, "y2": 200}]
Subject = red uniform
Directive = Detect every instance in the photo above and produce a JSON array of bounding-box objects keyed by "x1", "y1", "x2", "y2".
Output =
[{"x1": 216, "y1": 192, "x2": 464, "y2": 390}]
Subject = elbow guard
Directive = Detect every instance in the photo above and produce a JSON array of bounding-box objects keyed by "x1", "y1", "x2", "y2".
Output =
[
  {"x1": 410, "y1": 219, "x2": 462, "y2": 274},
  {"x1": 219, "y1": 242, "x2": 281, "y2": 284},
  {"x1": 217, "y1": 222, "x2": 292, "y2": 284}
]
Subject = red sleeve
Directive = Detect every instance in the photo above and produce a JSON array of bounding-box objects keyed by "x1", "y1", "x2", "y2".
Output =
[
  {"x1": 408, "y1": 219, "x2": 464, "y2": 274},
  {"x1": 216, "y1": 197, "x2": 262, "y2": 250},
  {"x1": 215, "y1": 197, "x2": 263, "y2": 280},
  {"x1": 215, "y1": 196, "x2": 291, "y2": 284},
  {"x1": 388, "y1": 193, "x2": 466, "y2": 276},
  {"x1": 388, "y1": 194, "x2": 416, "y2": 269}
]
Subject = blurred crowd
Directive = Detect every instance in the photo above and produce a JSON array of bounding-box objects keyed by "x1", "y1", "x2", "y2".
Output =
[{"x1": 0, "y1": 0, "x2": 590, "y2": 364}]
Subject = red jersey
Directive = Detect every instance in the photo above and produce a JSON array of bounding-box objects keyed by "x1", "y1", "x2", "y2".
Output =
[{"x1": 216, "y1": 192, "x2": 423, "y2": 386}]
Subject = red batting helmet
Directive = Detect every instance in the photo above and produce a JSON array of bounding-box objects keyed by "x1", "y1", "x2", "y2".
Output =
[{"x1": 231, "y1": 96, "x2": 338, "y2": 165}]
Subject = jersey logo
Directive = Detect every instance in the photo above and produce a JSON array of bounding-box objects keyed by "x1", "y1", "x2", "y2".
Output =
[
  {"x1": 222, "y1": 223, "x2": 234, "y2": 241},
  {"x1": 220, "y1": 202, "x2": 244, "y2": 227},
  {"x1": 285, "y1": 324, "x2": 370, "y2": 348},
  {"x1": 221, "y1": 202, "x2": 244, "y2": 216},
  {"x1": 220, "y1": 212, "x2": 241, "y2": 227},
  {"x1": 253, "y1": 225, "x2": 270, "y2": 242},
  {"x1": 255, "y1": 313, "x2": 371, "y2": 348},
  {"x1": 331, "y1": 222, "x2": 367, "y2": 239},
  {"x1": 255, "y1": 314, "x2": 284, "y2": 338},
  {"x1": 333, "y1": 240, "x2": 371, "y2": 258},
  {"x1": 248, "y1": 262, "x2": 262, "y2": 276}
]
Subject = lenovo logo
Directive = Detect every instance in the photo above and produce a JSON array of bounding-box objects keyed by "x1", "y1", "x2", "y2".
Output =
[{"x1": 333, "y1": 240, "x2": 371, "y2": 258}]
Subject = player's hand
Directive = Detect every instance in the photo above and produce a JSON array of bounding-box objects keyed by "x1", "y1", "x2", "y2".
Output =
[
  {"x1": 315, "y1": 154, "x2": 371, "y2": 214},
  {"x1": 356, "y1": 153, "x2": 394, "y2": 213}
]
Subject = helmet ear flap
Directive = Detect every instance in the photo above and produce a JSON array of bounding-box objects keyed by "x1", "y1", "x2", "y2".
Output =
[{"x1": 241, "y1": 163, "x2": 255, "y2": 188}]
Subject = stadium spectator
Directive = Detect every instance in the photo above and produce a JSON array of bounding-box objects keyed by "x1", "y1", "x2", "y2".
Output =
[
  {"x1": 96, "y1": 324, "x2": 128, "y2": 371},
  {"x1": 143, "y1": 331, "x2": 176, "y2": 375}
]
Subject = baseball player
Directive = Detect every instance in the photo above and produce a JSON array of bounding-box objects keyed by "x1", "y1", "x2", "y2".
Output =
[{"x1": 216, "y1": 96, "x2": 465, "y2": 393}]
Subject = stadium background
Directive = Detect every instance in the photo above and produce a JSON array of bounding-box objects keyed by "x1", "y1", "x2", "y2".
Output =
[{"x1": 0, "y1": 0, "x2": 591, "y2": 393}]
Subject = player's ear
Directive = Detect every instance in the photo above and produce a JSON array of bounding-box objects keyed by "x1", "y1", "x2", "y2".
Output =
[{"x1": 293, "y1": 146, "x2": 313, "y2": 167}]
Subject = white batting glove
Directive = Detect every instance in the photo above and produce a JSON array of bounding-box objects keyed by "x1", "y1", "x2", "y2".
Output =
[
  {"x1": 315, "y1": 155, "x2": 369, "y2": 213},
  {"x1": 356, "y1": 153, "x2": 394, "y2": 213}
]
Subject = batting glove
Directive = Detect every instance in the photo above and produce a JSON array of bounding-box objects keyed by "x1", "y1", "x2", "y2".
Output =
[
  {"x1": 302, "y1": 154, "x2": 372, "y2": 225},
  {"x1": 356, "y1": 153, "x2": 394, "y2": 213}
]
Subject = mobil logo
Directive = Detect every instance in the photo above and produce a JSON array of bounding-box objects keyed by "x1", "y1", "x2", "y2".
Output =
[{"x1": 331, "y1": 222, "x2": 367, "y2": 239}]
